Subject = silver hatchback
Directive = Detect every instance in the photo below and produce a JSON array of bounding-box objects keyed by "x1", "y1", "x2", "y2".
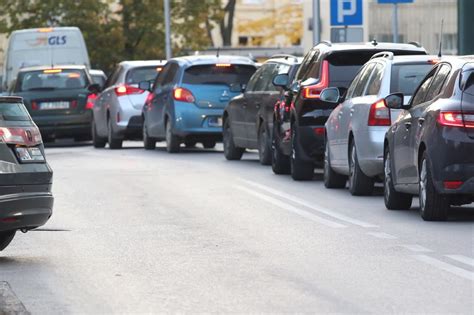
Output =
[
  {"x1": 322, "y1": 53, "x2": 435, "y2": 195},
  {"x1": 92, "y1": 60, "x2": 166, "y2": 149}
]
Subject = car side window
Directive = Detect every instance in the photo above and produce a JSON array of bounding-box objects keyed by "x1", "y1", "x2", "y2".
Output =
[
  {"x1": 253, "y1": 63, "x2": 276, "y2": 92},
  {"x1": 303, "y1": 50, "x2": 321, "y2": 80},
  {"x1": 105, "y1": 66, "x2": 121, "y2": 88},
  {"x1": 295, "y1": 49, "x2": 316, "y2": 81},
  {"x1": 162, "y1": 63, "x2": 179, "y2": 86},
  {"x1": 410, "y1": 67, "x2": 438, "y2": 106},
  {"x1": 345, "y1": 65, "x2": 368, "y2": 99},
  {"x1": 155, "y1": 64, "x2": 171, "y2": 87},
  {"x1": 463, "y1": 70, "x2": 474, "y2": 96},
  {"x1": 352, "y1": 64, "x2": 375, "y2": 98},
  {"x1": 245, "y1": 67, "x2": 263, "y2": 92},
  {"x1": 365, "y1": 63, "x2": 384, "y2": 96},
  {"x1": 423, "y1": 64, "x2": 451, "y2": 102},
  {"x1": 265, "y1": 63, "x2": 291, "y2": 92}
]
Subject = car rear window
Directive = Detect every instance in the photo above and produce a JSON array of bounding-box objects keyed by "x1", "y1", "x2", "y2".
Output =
[
  {"x1": 0, "y1": 102, "x2": 31, "y2": 121},
  {"x1": 125, "y1": 66, "x2": 162, "y2": 85},
  {"x1": 17, "y1": 69, "x2": 88, "y2": 92},
  {"x1": 390, "y1": 63, "x2": 432, "y2": 95},
  {"x1": 326, "y1": 52, "x2": 376, "y2": 88},
  {"x1": 91, "y1": 74, "x2": 106, "y2": 87},
  {"x1": 183, "y1": 64, "x2": 256, "y2": 86}
]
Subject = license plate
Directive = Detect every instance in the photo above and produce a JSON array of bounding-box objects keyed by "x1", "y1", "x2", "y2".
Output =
[
  {"x1": 209, "y1": 116, "x2": 223, "y2": 127},
  {"x1": 39, "y1": 101, "x2": 70, "y2": 110},
  {"x1": 15, "y1": 147, "x2": 45, "y2": 163}
]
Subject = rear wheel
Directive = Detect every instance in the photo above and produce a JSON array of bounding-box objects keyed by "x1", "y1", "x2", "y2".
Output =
[
  {"x1": 108, "y1": 119, "x2": 123, "y2": 149},
  {"x1": 92, "y1": 120, "x2": 106, "y2": 148},
  {"x1": 165, "y1": 119, "x2": 180, "y2": 153},
  {"x1": 324, "y1": 140, "x2": 347, "y2": 188},
  {"x1": 271, "y1": 123, "x2": 290, "y2": 174},
  {"x1": 348, "y1": 141, "x2": 374, "y2": 195},
  {"x1": 0, "y1": 231, "x2": 15, "y2": 251},
  {"x1": 202, "y1": 140, "x2": 216, "y2": 149},
  {"x1": 419, "y1": 153, "x2": 448, "y2": 221},
  {"x1": 258, "y1": 122, "x2": 272, "y2": 165},
  {"x1": 290, "y1": 123, "x2": 314, "y2": 181},
  {"x1": 384, "y1": 149, "x2": 412, "y2": 210},
  {"x1": 143, "y1": 123, "x2": 156, "y2": 150},
  {"x1": 223, "y1": 118, "x2": 244, "y2": 160}
]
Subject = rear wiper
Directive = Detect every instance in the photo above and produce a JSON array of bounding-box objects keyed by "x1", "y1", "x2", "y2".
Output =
[{"x1": 26, "y1": 87, "x2": 56, "y2": 91}]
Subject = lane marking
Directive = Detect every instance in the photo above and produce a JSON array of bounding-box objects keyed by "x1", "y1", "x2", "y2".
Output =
[
  {"x1": 0, "y1": 282, "x2": 29, "y2": 314},
  {"x1": 413, "y1": 255, "x2": 474, "y2": 281},
  {"x1": 445, "y1": 255, "x2": 474, "y2": 268},
  {"x1": 367, "y1": 232, "x2": 398, "y2": 239},
  {"x1": 235, "y1": 185, "x2": 346, "y2": 228},
  {"x1": 238, "y1": 179, "x2": 377, "y2": 228},
  {"x1": 399, "y1": 244, "x2": 434, "y2": 253}
]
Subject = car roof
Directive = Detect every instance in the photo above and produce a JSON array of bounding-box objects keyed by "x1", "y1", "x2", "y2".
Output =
[
  {"x1": 371, "y1": 55, "x2": 439, "y2": 65},
  {"x1": 89, "y1": 69, "x2": 106, "y2": 76},
  {"x1": 11, "y1": 26, "x2": 80, "y2": 34},
  {"x1": 0, "y1": 96, "x2": 23, "y2": 103},
  {"x1": 264, "y1": 55, "x2": 303, "y2": 65},
  {"x1": 118, "y1": 60, "x2": 167, "y2": 69},
  {"x1": 314, "y1": 41, "x2": 427, "y2": 54},
  {"x1": 171, "y1": 55, "x2": 256, "y2": 67},
  {"x1": 18, "y1": 65, "x2": 88, "y2": 72}
]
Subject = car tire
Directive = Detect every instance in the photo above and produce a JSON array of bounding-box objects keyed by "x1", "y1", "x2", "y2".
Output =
[
  {"x1": 348, "y1": 140, "x2": 374, "y2": 196},
  {"x1": 143, "y1": 123, "x2": 156, "y2": 150},
  {"x1": 0, "y1": 231, "x2": 15, "y2": 251},
  {"x1": 92, "y1": 121, "x2": 106, "y2": 148},
  {"x1": 384, "y1": 148, "x2": 412, "y2": 210},
  {"x1": 258, "y1": 122, "x2": 272, "y2": 165},
  {"x1": 165, "y1": 119, "x2": 180, "y2": 153},
  {"x1": 185, "y1": 140, "x2": 197, "y2": 148},
  {"x1": 324, "y1": 140, "x2": 347, "y2": 188},
  {"x1": 202, "y1": 140, "x2": 216, "y2": 149},
  {"x1": 223, "y1": 118, "x2": 244, "y2": 160},
  {"x1": 290, "y1": 123, "x2": 314, "y2": 181},
  {"x1": 108, "y1": 119, "x2": 123, "y2": 149},
  {"x1": 419, "y1": 152, "x2": 449, "y2": 221},
  {"x1": 271, "y1": 123, "x2": 290, "y2": 174}
]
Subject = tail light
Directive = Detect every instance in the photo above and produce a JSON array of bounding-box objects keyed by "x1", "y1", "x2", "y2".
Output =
[
  {"x1": 437, "y1": 111, "x2": 474, "y2": 128},
  {"x1": 86, "y1": 94, "x2": 97, "y2": 110},
  {"x1": 0, "y1": 127, "x2": 42, "y2": 146},
  {"x1": 31, "y1": 101, "x2": 38, "y2": 110},
  {"x1": 444, "y1": 180, "x2": 463, "y2": 190},
  {"x1": 115, "y1": 85, "x2": 144, "y2": 97},
  {"x1": 302, "y1": 60, "x2": 329, "y2": 99},
  {"x1": 173, "y1": 87, "x2": 195, "y2": 103},
  {"x1": 368, "y1": 100, "x2": 391, "y2": 126}
]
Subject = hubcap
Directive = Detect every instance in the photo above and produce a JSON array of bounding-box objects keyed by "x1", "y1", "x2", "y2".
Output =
[
  {"x1": 384, "y1": 153, "x2": 391, "y2": 200},
  {"x1": 349, "y1": 145, "x2": 356, "y2": 187},
  {"x1": 420, "y1": 159, "x2": 427, "y2": 211}
]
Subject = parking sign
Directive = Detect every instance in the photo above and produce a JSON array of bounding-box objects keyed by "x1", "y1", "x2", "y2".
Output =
[{"x1": 330, "y1": 0, "x2": 363, "y2": 26}]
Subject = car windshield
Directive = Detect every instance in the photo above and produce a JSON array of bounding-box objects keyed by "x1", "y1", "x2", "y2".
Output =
[
  {"x1": 390, "y1": 63, "x2": 433, "y2": 95},
  {"x1": 17, "y1": 69, "x2": 88, "y2": 92},
  {"x1": 183, "y1": 64, "x2": 256, "y2": 86},
  {"x1": 0, "y1": 102, "x2": 31, "y2": 121},
  {"x1": 126, "y1": 66, "x2": 163, "y2": 85}
]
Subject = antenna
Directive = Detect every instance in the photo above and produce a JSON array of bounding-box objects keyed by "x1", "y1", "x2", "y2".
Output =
[
  {"x1": 216, "y1": 47, "x2": 220, "y2": 58},
  {"x1": 438, "y1": 19, "x2": 444, "y2": 58}
]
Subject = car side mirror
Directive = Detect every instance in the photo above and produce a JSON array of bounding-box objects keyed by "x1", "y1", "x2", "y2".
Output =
[
  {"x1": 320, "y1": 87, "x2": 340, "y2": 103},
  {"x1": 88, "y1": 83, "x2": 101, "y2": 94},
  {"x1": 272, "y1": 74, "x2": 289, "y2": 88},
  {"x1": 138, "y1": 81, "x2": 152, "y2": 92},
  {"x1": 385, "y1": 93, "x2": 408, "y2": 109}
]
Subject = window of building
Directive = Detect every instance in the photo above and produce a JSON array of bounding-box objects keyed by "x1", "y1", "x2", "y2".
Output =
[{"x1": 238, "y1": 36, "x2": 249, "y2": 46}]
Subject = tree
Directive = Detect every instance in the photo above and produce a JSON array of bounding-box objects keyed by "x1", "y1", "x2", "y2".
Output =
[{"x1": 219, "y1": 0, "x2": 236, "y2": 46}]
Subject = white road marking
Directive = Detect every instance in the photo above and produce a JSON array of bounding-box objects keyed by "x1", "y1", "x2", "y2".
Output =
[
  {"x1": 0, "y1": 282, "x2": 29, "y2": 314},
  {"x1": 367, "y1": 232, "x2": 398, "y2": 239},
  {"x1": 399, "y1": 244, "x2": 433, "y2": 252},
  {"x1": 238, "y1": 179, "x2": 377, "y2": 228},
  {"x1": 235, "y1": 185, "x2": 347, "y2": 229},
  {"x1": 445, "y1": 255, "x2": 474, "y2": 268},
  {"x1": 413, "y1": 255, "x2": 474, "y2": 281}
]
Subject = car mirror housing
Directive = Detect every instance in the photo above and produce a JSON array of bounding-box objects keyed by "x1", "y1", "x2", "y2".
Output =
[
  {"x1": 138, "y1": 81, "x2": 152, "y2": 92},
  {"x1": 320, "y1": 87, "x2": 340, "y2": 103},
  {"x1": 385, "y1": 93, "x2": 407, "y2": 110},
  {"x1": 290, "y1": 82, "x2": 300, "y2": 93},
  {"x1": 272, "y1": 74, "x2": 289, "y2": 88}
]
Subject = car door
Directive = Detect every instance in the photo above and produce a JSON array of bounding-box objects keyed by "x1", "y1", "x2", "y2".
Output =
[{"x1": 94, "y1": 65, "x2": 122, "y2": 137}]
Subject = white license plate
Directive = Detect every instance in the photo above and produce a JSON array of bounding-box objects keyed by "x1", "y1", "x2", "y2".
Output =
[
  {"x1": 15, "y1": 147, "x2": 45, "y2": 162},
  {"x1": 39, "y1": 101, "x2": 70, "y2": 110},
  {"x1": 209, "y1": 117, "x2": 223, "y2": 127}
]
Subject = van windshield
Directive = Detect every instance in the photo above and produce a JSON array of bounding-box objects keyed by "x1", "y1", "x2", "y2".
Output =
[
  {"x1": 183, "y1": 64, "x2": 256, "y2": 86},
  {"x1": 0, "y1": 102, "x2": 31, "y2": 121},
  {"x1": 16, "y1": 69, "x2": 88, "y2": 92}
]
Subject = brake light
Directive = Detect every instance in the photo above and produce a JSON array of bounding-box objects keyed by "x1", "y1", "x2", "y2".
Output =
[
  {"x1": 444, "y1": 180, "x2": 463, "y2": 190},
  {"x1": 86, "y1": 94, "x2": 97, "y2": 110},
  {"x1": 313, "y1": 127, "x2": 325, "y2": 136},
  {"x1": 173, "y1": 87, "x2": 195, "y2": 103},
  {"x1": 0, "y1": 127, "x2": 42, "y2": 146},
  {"x1": 302, "y1": 60, "x2": 329, "y2": 99},
  {"x1": 114, "y1": 85, "x2": 144, "y2": 97},
  {"x1": 437, "y1": 111, "x2": 474, "y2": 128},
  {"x1": 215, "y1": 63, "x2": 231, "y2": 67},
  {"x1": 368, "y1": 100, "x2": 391, "y2": 126},
  {"x1": 31, "y1": 101, "x2": 38, "y2": 110},
  {"x1": 43, "y1": 69, "x2": 62, "y2": 74}
]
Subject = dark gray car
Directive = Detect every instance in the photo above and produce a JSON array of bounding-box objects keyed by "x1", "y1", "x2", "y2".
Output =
[{"x1": 0, "y1": 97, "x2": 53, "y2": 251}]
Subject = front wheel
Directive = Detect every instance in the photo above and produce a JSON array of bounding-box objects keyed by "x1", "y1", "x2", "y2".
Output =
[
  {"x1": 324, "y1": 140, "x2": 347, "y2": 188},
  {"x1": 258, "y1": 123, "x2": 272, "y2": 165},
  {"x1": 223, "y1": 119, "x2": 244, "y2": 160},
  {"x1": 143, "y1": 123, "x2": 156, "y2": 150},
  {"x1": 0, "y1": 231, "x2": 15, "y2": 251},
  {"x1": 419, "y1": 153, "x2": 448, "y2": 221},
  {"x1": 165, "y1": 119, "x2": 180, "y2": 153},
  {"x1": 384, "y1": 149, "x2": 412, "y2": 210},
  {"x1": 290, "y1": 123, "x2": 314, "y2": 181}
]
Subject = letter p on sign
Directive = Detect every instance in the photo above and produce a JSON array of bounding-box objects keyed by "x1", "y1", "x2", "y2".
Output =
[{"x1": 330, "y1": 0, "x2": 363, "y2": 26}]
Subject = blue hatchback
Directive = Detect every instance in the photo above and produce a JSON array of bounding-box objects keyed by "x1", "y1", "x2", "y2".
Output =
[{"x1": 141, "y1": 55, "x2": 257, "y2": 152}]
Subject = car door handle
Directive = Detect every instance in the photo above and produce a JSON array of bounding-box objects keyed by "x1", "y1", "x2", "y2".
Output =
[{"x1": 418, "y1": 117, "x2": 425, "y2": 126}]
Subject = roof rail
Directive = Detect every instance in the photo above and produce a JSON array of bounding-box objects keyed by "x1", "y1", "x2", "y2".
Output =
[
  {"x1": 270, "y1": 54, "x2": 298, "y2": 60},
  {"x1": 370, "y1": 51, "x2": 394, "y2": 60},
  {"x1": 408, "y1": 41, "x2": 422, "y2": 48},
  {"x1": 319, "y1": 40, "x2": 332, "y2": 47}
]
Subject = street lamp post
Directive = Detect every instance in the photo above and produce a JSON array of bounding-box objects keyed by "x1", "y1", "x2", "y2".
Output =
[
  {"x1": 164, "y1": 0, "x2": 172, "y2": 59},
  {"x1": 312, "y1": 0, "x2": 321, "y2": 45}
]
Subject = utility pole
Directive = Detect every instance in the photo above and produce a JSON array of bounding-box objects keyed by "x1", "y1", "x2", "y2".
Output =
[
  {"x1": 312, "y1": 0, "x2": 320, "y2": 45},
  {"x1": 392, "y1": 3, "x2": 399, "y2": 43},
  {"x1": 164, "y1": 0, "x2": 172, "y2": 59},
  {"x1": 458, "y1": 0, "x2": 474, "y2": 54}
]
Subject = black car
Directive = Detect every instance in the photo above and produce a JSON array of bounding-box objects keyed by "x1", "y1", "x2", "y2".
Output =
[
  {"x1": 223, "y1": 55, "x2": 301, "y2": 164},
  {"x1": 383, "y1": 57, "x2": 474, "y2": 221},
  {"x1": 10, "y1": 65, "x2": 99, "y2": 142},
  {"x1": 0, "y1": 97, "x2": 53, "y2": 251},
  {"x1": 272, "y1": 41, "x2": 427, "y2": 180}
]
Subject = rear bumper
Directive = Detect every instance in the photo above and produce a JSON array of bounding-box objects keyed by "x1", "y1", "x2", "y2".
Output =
[
  {"x1": 115, "y1": 115, "x2": 143, "y2": 139},
  {"x1": 172, "y1": 103, "x2": 224, "y2": 137},
  {"x1": 297, "y1": 125, "x2": 325, "y2": 164},
  {"x1": 356, "y1": 128, "x2": 387, "y2": 178},
  {"x1": 33, "y1": 111, "x2": 92, "y2": 138},
  {"x1": 0, "y1": 192, "x2": 53, "y2": 232}
]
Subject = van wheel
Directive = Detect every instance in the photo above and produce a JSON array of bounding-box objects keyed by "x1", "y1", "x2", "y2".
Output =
[
  {"x1": 324, "y1": 140, "x2": 347, "y2": 188},
  {"x1": 143, "y1": 123, "x2": 156, "y2": 150},
  {"x1": 271, "y1": 123, "x2": 290, "y2": 174},
  {"x1": 202, "y1": 140, "x2": 216, "y2": 149},
  {"x1": 258, "y1": 123, "x2": 272, "y2": 165},
  {"x1": 348, "y1": 141, "x2": 374, "y2": 195},
  {"x1": 419, "y1": 153, "x2": 448, "y2": 221},
  {"x1": 223, "y1": 118, "x2": 244, "y2": 160},
  {"x1": 165, "y1": 120, "x2": 180, "y2": 153},
  {"x1": 384, "y1": 149, "x2": 412, "y2": 210},
  {"x1": 290, "y1": 123, "x2": 314, "y2": 181},
  {"x1": 92, "y1": 121, "x2": 106, "y2": 148},
  {"x1": 108, "y1": 119, "x2": 123, "y2": 149},
  {"x1": 0, "y1": 231, "x2": 15, "y2": 251}
]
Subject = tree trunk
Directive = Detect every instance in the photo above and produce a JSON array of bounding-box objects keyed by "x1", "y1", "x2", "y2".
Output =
[{"x1": 220, "y1": 0, "x2": 236, "y2": 46}]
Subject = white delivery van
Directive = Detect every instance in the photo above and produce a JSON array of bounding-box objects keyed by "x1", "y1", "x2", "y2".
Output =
[{"x1": 2, "y1": 27, "x2": 90, "y2": 90}]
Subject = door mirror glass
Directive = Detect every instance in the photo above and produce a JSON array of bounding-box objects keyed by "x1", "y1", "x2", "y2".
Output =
[
  {"x1": 385, "y1": 93, "x2": 405, "y2": 109},
  {"x1": 320, "y1": 87, "x2": 340, "y2": 103},
  {"x1": 272, "y1": 74, "x2": 289, "y2": 88},
  {"x1": 88, "y1": 83, "x2": 101, "y2": 94},
  {"x1": 138, "y1": 81, "x2": 151, "y2": 92}
]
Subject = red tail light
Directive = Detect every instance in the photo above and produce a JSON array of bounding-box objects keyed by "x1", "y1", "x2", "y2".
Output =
[
  {"x1": 444, "y1": 180, "x2": 463, "y2": 190},
  {"x1": 115, "y1": 85, "x2": 144, "y2": 97},
  {"x1": 302, "y1": 60, "x2": 329, "y2": 99},
  {"x1": 173, "y1": 87, "x2": 195, "y2": 103},
  {"x1": 86, "y1": 93, "x2": 97, "y2": 110},
  {"x1": 368, "y1": 100, "x2": 391, "y2": 126},
  {"x1": 437, "y1": 111, "x2": 474, "y2": 128},
  {"x1": 31, "y1": 101, "x2": 38, "y2": 110},
  {"x1": 0, "y1": 127, "x2": 42, "y2": 146}
]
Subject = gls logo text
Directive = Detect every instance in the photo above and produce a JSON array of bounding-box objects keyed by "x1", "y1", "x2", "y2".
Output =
[
  {"x1": 48, "y1": 36, "x2": 67, "y2": 45},
  {"x1": 330, "y1": 0, "x2": 363, "y2": 26}
]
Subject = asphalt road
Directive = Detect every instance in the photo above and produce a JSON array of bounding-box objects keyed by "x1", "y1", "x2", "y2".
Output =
[{"x1": 1, "y1": 141, "x2": 473, "y2": 313}]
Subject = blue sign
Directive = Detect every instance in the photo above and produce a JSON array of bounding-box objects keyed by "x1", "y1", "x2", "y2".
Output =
[
  {"x1": 330, "y1": 0, "x2": 363, "y2": 26},
  {"x1": 377, "y1": 0, "x2": 414, "y2": 3}
]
